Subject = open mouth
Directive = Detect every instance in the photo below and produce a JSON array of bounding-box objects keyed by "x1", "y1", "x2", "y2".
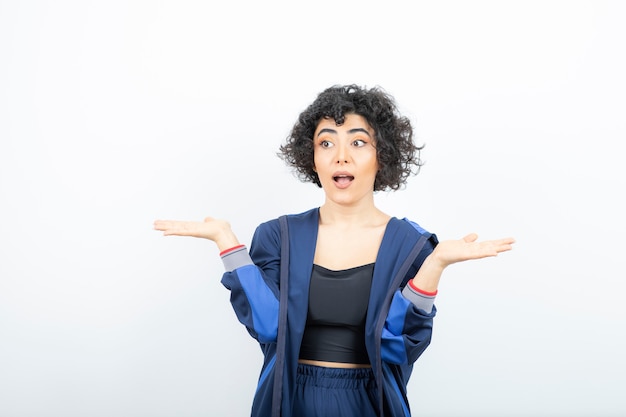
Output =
[{"x1": 333, "y1": 174, "x2": 354, "y2": 186}]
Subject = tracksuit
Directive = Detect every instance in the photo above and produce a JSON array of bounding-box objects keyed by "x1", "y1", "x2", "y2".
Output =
[{"x1": 220, "y1": 208, "x2": 438, "y2": 417}]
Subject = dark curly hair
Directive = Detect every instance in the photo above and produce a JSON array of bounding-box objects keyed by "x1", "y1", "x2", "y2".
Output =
[{"x1": 278, "y1": 84, "x2": 424, "y2": 191}]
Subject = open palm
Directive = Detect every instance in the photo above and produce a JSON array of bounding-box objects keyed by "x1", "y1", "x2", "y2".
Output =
[
  {"x1": 153, "y1": 217, "x2": 239, "y2": 252},
  {"x1": 433, "y1": 233, "x2": 515, "y2": 268}
]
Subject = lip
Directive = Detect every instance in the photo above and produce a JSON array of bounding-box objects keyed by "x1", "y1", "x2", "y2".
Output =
[{"x1": 332, "y1": 171, "x2": 355, "y2": 189}]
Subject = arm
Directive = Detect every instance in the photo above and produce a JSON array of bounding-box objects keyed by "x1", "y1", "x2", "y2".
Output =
[
  {"x1": 381, "y1": 290, "x2": 435, "y2": 365},
  {"x1": 219, "y1": 221, "x2": 282, "y2": 343},
  {"x1": 382, "y1": 229, "x2": 516, "y2": 365},
  {"x1": 153, "y1": 217, "x2": 240, "y2": 252},
  {"x1": 154, "y1": 217, "x2": 281, "y2": 343},
  {"x1": 381, "y1": 234, "x2": 438, "y2": 365},
  {"x1": 411, "y1": 233, "x2": 516, "y2": 293}
]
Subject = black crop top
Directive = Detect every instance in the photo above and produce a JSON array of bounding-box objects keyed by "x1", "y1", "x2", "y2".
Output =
[{"x1": 299, "y1": 263, "x2": 374, "y2": 364}]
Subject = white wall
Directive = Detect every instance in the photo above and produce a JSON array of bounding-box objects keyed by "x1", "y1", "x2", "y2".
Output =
[{"x1": 1, "y1": 1, "x2": 624, "y2": 416}]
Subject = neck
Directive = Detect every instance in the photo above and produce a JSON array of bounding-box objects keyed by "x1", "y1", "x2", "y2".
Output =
[{"x1": 319, "y1": 198, "x2": 387, "y2": 227}]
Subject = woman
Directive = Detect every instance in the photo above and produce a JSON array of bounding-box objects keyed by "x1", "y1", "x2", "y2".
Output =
[{"x1": 154, "y1": 84, "x2": 515, "y2": 417}]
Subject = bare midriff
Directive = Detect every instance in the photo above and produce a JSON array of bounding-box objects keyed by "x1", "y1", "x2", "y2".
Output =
[{"x1": 298, "y1": 359, "x2": 371, "y2": 369}]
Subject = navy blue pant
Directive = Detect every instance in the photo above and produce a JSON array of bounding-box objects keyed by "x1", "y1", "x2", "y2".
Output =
[{"x1": 293, "y1": 363, "x2": 378, "y2": 417}]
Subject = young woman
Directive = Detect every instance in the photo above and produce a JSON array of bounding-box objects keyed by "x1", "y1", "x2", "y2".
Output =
[{"x1": 154, "y1": 84, "x2": 515, "y2": 417}]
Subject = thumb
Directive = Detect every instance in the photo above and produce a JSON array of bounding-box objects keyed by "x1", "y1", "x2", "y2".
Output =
[{"x1": 463, "y1": 233, "x2": 478, "y2": 243}]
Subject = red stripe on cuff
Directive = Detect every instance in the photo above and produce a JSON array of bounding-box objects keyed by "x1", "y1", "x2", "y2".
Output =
[
  {"x1": 408, "y1": 279, "x2": 438, "y2": 296},
  {"x1": 220, "y1": 244, "x2": 245, "y2": 257}
]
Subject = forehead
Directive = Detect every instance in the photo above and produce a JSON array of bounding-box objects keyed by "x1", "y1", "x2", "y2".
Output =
[{"x1": 314, "y1": 114, "x2": 374, "y2": 135}]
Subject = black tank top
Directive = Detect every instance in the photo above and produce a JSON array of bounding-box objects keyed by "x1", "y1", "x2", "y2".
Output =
[{"x1": 299, "y1": 263, "x2": 374, "y2": 364}]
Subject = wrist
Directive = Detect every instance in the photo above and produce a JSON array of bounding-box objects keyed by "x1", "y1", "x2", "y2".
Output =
[
  {"x1": 408, "y1": 279, "x2": 438, "y2": 296},
  {"x1": 214, "y1": 225, "x2": 240, "y2": 252},
  {"x1": 411, "y1": 254, "x2": 445, "y2": 293},
  {"x1": 219, "y1": 244, "x2": 245, "y2": 256},
  {"x1": 426, "y1": 248, "x2": 449, "y2": 271}
]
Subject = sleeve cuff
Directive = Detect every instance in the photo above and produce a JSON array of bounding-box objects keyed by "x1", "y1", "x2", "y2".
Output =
[
  {"x1": 402, "y1": 280, "x2": 437, "y2": 314},
  {"x1": 220, "y1": 245, "x2": 254, "y2": 272}
]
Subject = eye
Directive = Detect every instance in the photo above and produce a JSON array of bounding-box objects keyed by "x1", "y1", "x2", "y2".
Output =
[
  {"x1": 320, "y1": 140, "x2": 334, "y2": 148},
  {"x1": 352, "y1": 139, "x2": 366, "y2": 147}
]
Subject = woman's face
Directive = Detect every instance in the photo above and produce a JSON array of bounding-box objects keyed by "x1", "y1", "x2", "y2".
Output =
[{"x1": 313, "y1": 113, "x2": 378, "y2": 207}]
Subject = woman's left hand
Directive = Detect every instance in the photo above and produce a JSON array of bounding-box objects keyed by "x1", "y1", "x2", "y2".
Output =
[{"x1": 431, "y1": 233, "x2": 515, "y2": 269}]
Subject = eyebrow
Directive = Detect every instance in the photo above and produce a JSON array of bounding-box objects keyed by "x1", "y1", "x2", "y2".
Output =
[{"x1": 316, "y1": 128, "x2": 372, "y2": 137}]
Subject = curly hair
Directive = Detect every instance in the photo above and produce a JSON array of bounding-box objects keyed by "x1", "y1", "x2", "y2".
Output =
[{"x1": 278, "y1": 84, "x2": 424, "y2": 191}]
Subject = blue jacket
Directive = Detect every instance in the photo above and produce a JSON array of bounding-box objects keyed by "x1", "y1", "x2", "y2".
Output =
[{"x1": 221, "y1": 208, "x2": 438, "y2": 417}]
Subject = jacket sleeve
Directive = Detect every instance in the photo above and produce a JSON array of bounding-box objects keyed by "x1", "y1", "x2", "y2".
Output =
[
  {"x1": 381, "y1": 223, "x2": 439, "y2": 365},
  {"x1": 381, "y1": 290, "x2": 437, "y2": 365},
  {"x1": 220, "y1": 220, "x2": 281, "y2": 344}
]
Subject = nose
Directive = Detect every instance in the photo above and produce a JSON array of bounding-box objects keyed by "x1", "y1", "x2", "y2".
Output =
[{"x1": 335, "y1": 142, "x2": 349, "y2": 164}]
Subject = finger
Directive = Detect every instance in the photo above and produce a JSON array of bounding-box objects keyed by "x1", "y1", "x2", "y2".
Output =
[
  {"x1": 495, "y1": 243, "x2": 514, "y2": 253},
  {"x1": 153, "y1": 220, "x2": 181, "y2": 231},
  {"x1": 494, "y1": 237, "x2": 516, "y2": 245},
  {"x1": 154, "y1": 220, "x2": 192, "y2": 235},
  {"x1": 494, "y1": 237, "x2": 516, "y2": 252},
  {"x1": 163, "y1": 230, "x2": 186, "y2": 236},
  {"x1": 162, "y1": 228, "x2": 191, "y2": 236},
  {"x1": 484, "y1": 240, "x2": 515, "y2": 256},
  {"x1": 167, "y1": 221, "x2": 196, "y2": 236},
  {"x1": 153, "y1": 220, "x2": 171, "y2": 231}
]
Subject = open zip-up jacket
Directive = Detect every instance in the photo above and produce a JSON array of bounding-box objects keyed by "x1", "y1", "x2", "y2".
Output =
[{"x1": 220, "y1": 208, "x2": 438, "y2": 417}]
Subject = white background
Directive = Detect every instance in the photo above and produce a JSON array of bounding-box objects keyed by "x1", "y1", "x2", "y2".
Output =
[{"x1": 1, "y1": 1, "x2": 625, "y2": 416}]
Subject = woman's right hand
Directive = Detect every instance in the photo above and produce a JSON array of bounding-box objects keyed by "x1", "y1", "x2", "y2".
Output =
[{"x1": 153, "y1": 217, "x2": 240, "y2": 251}]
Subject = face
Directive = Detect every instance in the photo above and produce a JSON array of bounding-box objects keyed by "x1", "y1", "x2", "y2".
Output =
[{"x1": 313, "y1": 113, "x2": 378, "y2": 206}]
